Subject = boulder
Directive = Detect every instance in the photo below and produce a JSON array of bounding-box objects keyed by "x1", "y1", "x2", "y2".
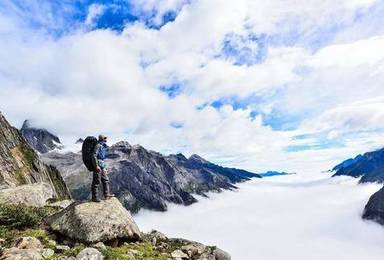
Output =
[
  {"x1": 46, "y1": 198, "x2": 141, "y2": 243},
  {"x1": 55, "y1": 245, "x2": 70, "y2": 253},
  {"x1": 0, "y1": 183, "x2": 54, "y2": 207},
  {"x1": 213, "y1": 248, "x2": 231, "y2": 260},
  {"x1": 11, "y1": 237, "x2": 43, "y2": 249},
  {"x1": 0, "y1": 248, "x2": 42, "y2": 260},
  {"x1": 76, "y1": 248, "x2": 104, "y2": 260},
  {"x1": 91, "y1": 242, "x2": 106, "y2": 251},
  {"x1": 48, "y1": 199, "x2": 75, "y2": 209},
  {"x1": 171, "y1": 249, "x2": 189, "y2": 259},
  {"x1": 362, "y1": 186, "x2": 384, "y2": 224},
  {"x1": 42, "y1": 248, "x2": 55, "y2": 258}
]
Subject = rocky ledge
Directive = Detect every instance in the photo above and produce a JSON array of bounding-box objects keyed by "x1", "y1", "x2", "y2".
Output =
[{"x1": 0, "y1": 197, "x2": 231, "y2": 260}]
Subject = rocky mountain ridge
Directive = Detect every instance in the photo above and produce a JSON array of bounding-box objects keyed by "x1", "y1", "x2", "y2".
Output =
[
  {"x1": 20, "y1": 120, "x2": 63, "y2": 154},
  {"x1": 332, "y1": 148, "x2": 384, "y2": 183},
  {"x1": 43, "y1": 140, "x2": 261, "y2": 213},
  {"x1": 0, "y1": 112, "x2": 70, "y2": 200}
]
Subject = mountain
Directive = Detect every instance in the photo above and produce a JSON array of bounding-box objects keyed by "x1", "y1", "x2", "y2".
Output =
[
  {"x1": 259, "y1": 171, "x2": 296, "y2": 177},
  {"x1": 332, "y1": 148, "x2": 384, "y2": 183},
  {"x1": 42, "y1": 141, "x2": 261, "y2": 213},
  {"x1": 20, "y1": 120, "x2": 63, "y2": 154},
  {"x1": 0, "y1": 112, "x2": 70, "y2": 200},
  {"x1": 362, "y1": 186, "x2": 384, "y2": 225}
]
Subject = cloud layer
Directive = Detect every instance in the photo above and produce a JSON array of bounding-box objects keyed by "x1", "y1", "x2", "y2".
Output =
[
  {"x1": 0, "y1": 0, "x2": 384, "y2": 172},
  {"x1": 136, "y1": 173, "x2": 384, "y2": 260}
]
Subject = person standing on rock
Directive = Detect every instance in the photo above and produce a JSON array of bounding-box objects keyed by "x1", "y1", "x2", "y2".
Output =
[{"x1": 91, "y1": 135, "x2": 114, "y2": 202}]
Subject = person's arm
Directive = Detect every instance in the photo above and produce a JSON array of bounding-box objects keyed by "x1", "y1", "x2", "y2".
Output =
[{"x1": 92, "y1": 143, "x2": 101, "y2": 172}]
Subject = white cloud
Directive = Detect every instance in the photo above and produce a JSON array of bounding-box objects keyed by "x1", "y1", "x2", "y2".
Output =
[
  {"x1": 136, "y1": 173, "x2": 384, "y2": 260},
  {"x1": 0, "y1": 0, "x2": 384, "y2": 173},
  {"x1": 85, "y1": 4, "x2": 106, "y2": 26},
  {"x1": 309, "y1": 36, "x2": 384, "y2": 68}
]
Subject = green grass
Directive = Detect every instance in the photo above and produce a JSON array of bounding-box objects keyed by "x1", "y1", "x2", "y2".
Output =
[
  {"x1": 0, "y1": 203, "x2": 58, "y2": 229},
  {"x1": 20, "y1": 144, "x2": 37, "y2": 167},
  {"x1": 14, "y1": 169, "x2": 27, "y2": 185},
  {"x1": 62, "y1": 244, "x2": 86, "y2": 257},
  {"x1": 102, "y1": 242, "x2": 170, "y2": 260},
  {"x1": 0, "y1": 228, "x2": 51, "y2": 248}
]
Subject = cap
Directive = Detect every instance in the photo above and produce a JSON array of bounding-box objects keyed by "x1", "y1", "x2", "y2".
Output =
[{"x1": 98, "y1": 134, "x2": 107, "y2": 141}]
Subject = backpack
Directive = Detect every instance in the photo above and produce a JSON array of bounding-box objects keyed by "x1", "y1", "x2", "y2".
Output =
[{"x1": 82, "y1": 136, "x2": 98, "y2": 171}]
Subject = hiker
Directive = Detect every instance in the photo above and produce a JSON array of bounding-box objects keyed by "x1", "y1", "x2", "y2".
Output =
[{"x1": 82, "y1": 134, "x2": 114, "y2": 202}]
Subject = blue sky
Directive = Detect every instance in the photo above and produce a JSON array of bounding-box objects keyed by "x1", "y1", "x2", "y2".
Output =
[{"x1": 0, "y1": 0, "x2": 384, "y2": 172}]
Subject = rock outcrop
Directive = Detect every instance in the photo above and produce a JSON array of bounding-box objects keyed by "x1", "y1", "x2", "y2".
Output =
[
  {"x1": 0, "y1": 201, "x2": 231, "y2": 260},
  {"x1": 0, "y1": 112, "x2": 70, "y2": 200},
  {"x1": 20, "y1": 120, "x2": 63, "y2": 154},
  {"x1": 362, "y1": 186, "x2": 384, "y2": 224},
  {"x1": 0, "y1": 183, "x2": 54, "y2": 207},
  {"x1": 46, "y1": 198, "x2": 141, "y2": 243},
  {"x1": 43, "y1": 141, "x2": 260, "y2": 212},
  {"x1": 143, "y1": 230, "x2": 231, "y2": 260},
  {"x1": 332, "y1": 148, "x2": 384, "y2": 183}
]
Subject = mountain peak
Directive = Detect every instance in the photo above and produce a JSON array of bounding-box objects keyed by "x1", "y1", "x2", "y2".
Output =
[
  {"x1": 20, "y1": 119, "x2": 62, "y2": 154},
  {"x1": 113, "y1": 141, "x2": 132, "y2": 148},
  {"x1": 189, "y1": 154, "x2": 209, "y2": 164},
  {"x1": 21, "y1": 119, "x2": 32, "y2": 130}
]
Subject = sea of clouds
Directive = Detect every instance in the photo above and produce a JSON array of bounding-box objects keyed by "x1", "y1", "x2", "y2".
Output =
[{"x1": 136, "y1": 172, "x2": 384, "y2": 260}]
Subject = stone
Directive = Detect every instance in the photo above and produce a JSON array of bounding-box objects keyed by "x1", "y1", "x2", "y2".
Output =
[
  {"x1": 213, "y1": 248, "x2": 231, "y2": 260},
  {"x1": 92, "y1": 242, "x2": 106, "y2": 251},
  {"x1": 42, "y1": 248, "x2": 55, "y2": 258},
  {"x1": 148, "y1": 230, "x2": 168, "y2": 246},
  {"x1": 0, "y1": 247, "x2": 42, "y2": 260},
  {"x1": 197, "y1": 252, "x2": 215, "y2": 260},
  {"x1": 49, "y1": 199, "x2": 75, "y2": 209},
  {"x1": 12, "y1": 236, "x2": 43, "y2": 249},
  {"x1": 56, "y1": 245, "x2": 71, "y2": 252},
  {"x1": 0, "y1": 183, "x2": 54, "y2": 207},
  {"x1": 181, "y1": 244, "x2": 200, "y2": 258},
  {"x1": 149, "y1": 230, "x2": 167, "y2": 241},
  {"x1": 171, "y1": 249, "x2": 189, "y2": 259},
  {"x1": 46, "y1": 198, "x2": 141, "y2": 243},
  {"x1": 76, "y1": 248, "x2": 104, "y2": 260}
]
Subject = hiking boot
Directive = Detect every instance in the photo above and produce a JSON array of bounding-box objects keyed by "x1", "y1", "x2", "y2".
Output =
[
  {"x1": 91, "y1": 197, "x2": 101, "y2": 203},
  {"x1": 104, "y1": 194, "x2": 115, "y2": 200}
]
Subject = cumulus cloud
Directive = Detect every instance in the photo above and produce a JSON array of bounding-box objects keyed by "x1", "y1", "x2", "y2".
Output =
[
  {"x1": 136, "y1": 173, "x2": 384, "y2": 260},
  {"x1": 0, "y1": 0, "x2": 383, "y2": 173}
]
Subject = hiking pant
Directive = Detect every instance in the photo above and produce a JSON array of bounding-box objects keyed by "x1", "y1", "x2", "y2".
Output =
[{"x1": 91, "y1": 168, "x2": 111, "y2": 199}]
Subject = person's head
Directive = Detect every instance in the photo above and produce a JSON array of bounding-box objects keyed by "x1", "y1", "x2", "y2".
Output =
[{"x1": 98, "y1": 134, "x2": 107, "y2": 143}]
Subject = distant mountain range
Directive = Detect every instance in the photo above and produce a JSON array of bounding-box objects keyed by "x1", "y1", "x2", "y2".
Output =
[
  {"x1": 20, "y1": 121, "x2": 262, "y2": 213},
  {"x1": 332, "y1": 148, "x2": 384, "y2": 183},
  {"x1": 259, "y1": 171, "x2": 296, "y2": 177}
]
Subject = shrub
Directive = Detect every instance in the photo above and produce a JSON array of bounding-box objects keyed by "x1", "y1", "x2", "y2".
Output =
[{"x1": 0, "y1": 203, "x2": 57, "y2": 229}]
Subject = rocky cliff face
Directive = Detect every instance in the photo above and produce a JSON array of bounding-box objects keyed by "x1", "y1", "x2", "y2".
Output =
[
  {"x1": 362, "y1": 186, "x2": 384, "y2": 225},
  {"x1": 332, "y1": 148, "x2": 384, "y2": 183},
  {"x1": 43, "y1": 141, "x2": 260, "y2": 212},
  {"x1": 20, "y1": 120, "x2": 63, "y2": 154},
  {"x1": 0, "y1": 112, "x2": 70, "y2": 200}
]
